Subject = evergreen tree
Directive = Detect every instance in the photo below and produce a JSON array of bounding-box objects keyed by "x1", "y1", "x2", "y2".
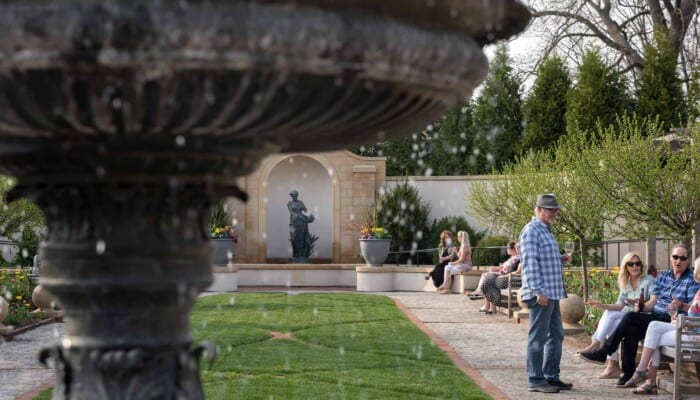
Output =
[
  {"x1": 521, "y1": 56, "x2": 571, "y2": 154},
  {"x1": 423, "y1": 100, "x2": 478, "y2": 176},
  {"x1": 566, "y1": 49, "x2": 632, "y2": 138},
  {"x1": 637, "y1": 31, "x2": 688, "y2": 130},
  {"x1": 354, "y1": 100, "x2": 477, "y2": 177},
  {"x1": 374, "y1": 181, "x2": 431, "y2": 264},
  {"x1": 472, "y1": 44, "x2": 523, "y2": 173}
]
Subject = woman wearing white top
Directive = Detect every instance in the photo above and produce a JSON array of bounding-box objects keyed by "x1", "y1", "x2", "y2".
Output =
[
  {"x1": 582, "y1": 252, "x2": 655, "y2": 379},
  {"x1": 437, "y1": 230, "x2": 472, "y2": 294}
]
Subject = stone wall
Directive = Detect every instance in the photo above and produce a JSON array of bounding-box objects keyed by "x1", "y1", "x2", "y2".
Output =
[{"x1": 230, "y1": 151, "x2": 386, "y2": 263}]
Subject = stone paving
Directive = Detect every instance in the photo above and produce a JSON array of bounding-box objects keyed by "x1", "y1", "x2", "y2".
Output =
[
  {"x1": 0, "y1": 291, "x2": 677, "y2": 400},
  {"x1": 0, "y1": 323, "x2": 63, "y2": 400},
  {"x1": 386, "y1": 292, "x2": 672, "y2": 400}
]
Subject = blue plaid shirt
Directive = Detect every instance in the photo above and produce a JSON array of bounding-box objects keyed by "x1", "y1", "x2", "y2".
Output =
[
  {"x1": 651, "y1": 267, "x2": 700, "y2": 315},
  {"x1": 519, "y1": 217, "x2": 567, "y2": 301}
]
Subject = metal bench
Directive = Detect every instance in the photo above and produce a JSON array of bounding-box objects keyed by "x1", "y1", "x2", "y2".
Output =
[{"x1": 658, "y1": 315, "x2": 700, "y2": 399}]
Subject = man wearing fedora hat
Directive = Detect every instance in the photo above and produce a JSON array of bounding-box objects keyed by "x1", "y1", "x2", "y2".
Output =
[{"x1": 520, "y1": 193, "x2": 573, "y2": 393}]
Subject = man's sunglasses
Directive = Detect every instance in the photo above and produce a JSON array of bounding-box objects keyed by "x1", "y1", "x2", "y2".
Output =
[
  {"x1": 625, "y1": 261, "x2": 642, "y2": 267},
  {"x1": 672, "y1": 255, "x2": 688, "y2": 261}
]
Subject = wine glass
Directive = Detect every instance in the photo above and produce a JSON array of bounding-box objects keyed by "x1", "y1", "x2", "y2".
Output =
[
  {"x1": 668, "y1": 305, "x2": 678, "y2": 319},
  {"x1": 564, "y1": 241, "x2": 575, "y2": 265}
]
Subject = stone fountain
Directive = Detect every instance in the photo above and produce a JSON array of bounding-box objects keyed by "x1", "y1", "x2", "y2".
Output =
[{"x1": 0, "y1": 1, "x2": 530, "y2": 398}]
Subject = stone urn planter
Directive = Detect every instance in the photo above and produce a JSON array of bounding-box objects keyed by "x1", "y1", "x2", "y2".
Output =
[
  {"x1": 516, "y1": 288, "x2": 528, "y2": 310},
  {"x1": 211, "y1": 239, "x2": 236, "y2": 265},
  {"x1": 359, "y1": 239, "x2": 391, "y2": 267},
  {"x1": 560, "y1": 293, "x2": 586, "y2": 334},
  {"x1": 0, "y1": 296, "x2": 13, "y2": 334}
]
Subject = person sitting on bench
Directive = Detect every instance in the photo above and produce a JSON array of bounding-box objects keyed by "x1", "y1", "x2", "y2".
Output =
[
  {"x1": 580, "y1": 244, "x2": 700, "y2": 387},
  {"x1": 426, "y1": 230, "x2": 458, "y2": 288},
  {"x1": 472, "y1": 241, "x2": 520, "y2": 315},
  {"x1": 619, "y1": 256, "x2": 700, "y2": 395},
  {"x1": 437, "y1": 230, "x2": 472, "y2": 294}
]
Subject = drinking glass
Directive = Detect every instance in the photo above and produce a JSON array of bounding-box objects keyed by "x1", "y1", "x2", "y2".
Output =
[
  {"x1": 668, "y1": 306, "x2": 678, "y2": 319},
  {"x1": 564, "y1": 241, "x2": 575, "y2": 265}
]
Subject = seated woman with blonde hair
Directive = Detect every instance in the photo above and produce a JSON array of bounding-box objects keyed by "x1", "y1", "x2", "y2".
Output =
[
  {"x1": 581, "y1": 252, "x2": 655, "y2": 379},
  {"x1": 621, "y1": 256, "x2": 700, "y2": 395},
  {"x1": 437, "y1": 230, "x2": 472, "y2": 294}
]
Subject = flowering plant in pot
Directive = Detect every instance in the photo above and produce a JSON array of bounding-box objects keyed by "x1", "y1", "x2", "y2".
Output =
[
  {"x1": 359, "y1": 224, "x2": 391, "y2": 266},
  {"x1": 209, "y1": 201, "x2": 238, "y2": 265},
  {"x1": 210, "y1": 225, "x2": 239, "y2": 242},
  {"x1": 360, "y1": 224, "x2": 392, "y2": 240}
]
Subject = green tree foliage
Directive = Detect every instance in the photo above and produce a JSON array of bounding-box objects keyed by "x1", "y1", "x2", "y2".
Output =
[
  {"x1": 637, "y1": 31, "x2": 688, "y2": 130},
  {"x1": 575, "y1": 116, "x2": 700, "y2": 243},
  {"x1": 473, "y1": 235, "x2": 510, "y2": 267},
  {"x1": 469, "y1": 135, "x2": 612, "y2": 299},
  {"x1": 690, "y1": 67, "x2": 700, "y2": 122},
  {"x1": 354, "y1": 101, "x2": 478, "y2": 177},
  {"x1": 469, "y1": 153, "x2": 549, "y2": 239},
  {"x1": 521, "y1": 56, "x2": 571, "y2": 154},
  {"x1": 374, "y1": 181, "x2": 431, "y2": 264},
  {"x1": 354, "y1": 135, "x2": 415, "y2": 177},
  {"x1": 0, "y1": 175, "x2": 46, "y2": 266},
  {"x1": 472, "y1": 44, "x2": 523, "y2": 173},
  {"x1": 423, "y1": 101, "x2": 479, "y2": 176},
  {"x1": 565, "y1": 49, "x2": 632, "y2": 138}
]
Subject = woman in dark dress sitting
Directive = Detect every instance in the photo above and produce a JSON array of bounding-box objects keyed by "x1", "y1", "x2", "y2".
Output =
[{"x1": 425, "y1": 230, "x2": 457, "y2": 288}]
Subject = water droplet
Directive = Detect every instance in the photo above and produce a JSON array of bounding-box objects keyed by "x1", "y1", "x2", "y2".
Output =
[
  {"x1": 96, "y1": 240, "x2": 106, "y2": 255},
  {"x1": 175, "y1": 135, "x2": 186, "y2": 147}
]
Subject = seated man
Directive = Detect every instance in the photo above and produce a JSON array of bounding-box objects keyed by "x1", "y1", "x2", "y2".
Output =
[{"x1": 579, "y1": 243, "x2": 700, "y2": 386}]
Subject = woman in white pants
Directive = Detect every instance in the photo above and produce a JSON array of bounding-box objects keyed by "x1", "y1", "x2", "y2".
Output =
[
  {"x1": 581, "y1": 252, "x2": 655, "y2": 378},
  {"x1": 437, "y1": 231, "x2": 472, "y2": 294},
  {"x1": 622, "y1": 257, "x2": 700, "y2": 395}
]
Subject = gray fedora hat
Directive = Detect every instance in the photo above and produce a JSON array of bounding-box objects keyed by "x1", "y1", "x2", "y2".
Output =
[{"x1": 535, "y1": 193, "x2": 561, "y2": 209}]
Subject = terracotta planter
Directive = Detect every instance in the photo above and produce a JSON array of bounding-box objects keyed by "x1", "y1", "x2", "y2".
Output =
[
  {"x1": 211, "y1": 238, "x2": 236, "y2": 265},
  {"x1": 359, "y1": 239, "x2": 391, "y2": 267}
]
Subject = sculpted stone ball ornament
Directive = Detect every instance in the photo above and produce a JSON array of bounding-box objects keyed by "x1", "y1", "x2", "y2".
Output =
[{"x1": 0, "y1": 1, "x2": 530, "y2": 398}]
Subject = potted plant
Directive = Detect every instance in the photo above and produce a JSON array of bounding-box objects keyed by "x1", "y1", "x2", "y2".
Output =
[
  {"x1": 359, "y1": 224, "x2": 392, "y2": 267},
  {"x1": 209, "y1": 201, "x2": 239, "y2": 265}
]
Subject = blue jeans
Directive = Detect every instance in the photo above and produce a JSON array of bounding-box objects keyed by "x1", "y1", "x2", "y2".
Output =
[{"x1": 525, "y1": 297, "x2": 563, "y2": 387}]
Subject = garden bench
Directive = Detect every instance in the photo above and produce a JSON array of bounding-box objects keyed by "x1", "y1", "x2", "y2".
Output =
[
  {"x1": 657, "y1": 315, "x2": 700, "y2": 399},
  {"x1": 499, "y1": 273, "x2": 521, "y2": 318}
]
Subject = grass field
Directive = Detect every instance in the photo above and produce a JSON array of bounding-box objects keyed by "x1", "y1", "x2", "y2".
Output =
[{"x1": 36, "y1": 292, "x2": 491, "y2": 399}]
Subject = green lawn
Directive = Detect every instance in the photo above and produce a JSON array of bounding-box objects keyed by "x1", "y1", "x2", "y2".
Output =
[{"x1": 37, "y1": 293, "x2": 491, "y2": 399}]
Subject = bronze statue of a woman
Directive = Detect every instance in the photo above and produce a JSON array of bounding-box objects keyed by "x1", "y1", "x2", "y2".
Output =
[{"x1": 288, "y1": 190, "x2": 315, "y2": 262}]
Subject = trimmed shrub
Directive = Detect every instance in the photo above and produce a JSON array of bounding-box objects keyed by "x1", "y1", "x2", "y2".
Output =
[
  {"x1": 375, "y1": 181, "x2": 431, "y2": 265},
  {"x1": 474, "y1": 235, "x2": 510, "y2": 266}
]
